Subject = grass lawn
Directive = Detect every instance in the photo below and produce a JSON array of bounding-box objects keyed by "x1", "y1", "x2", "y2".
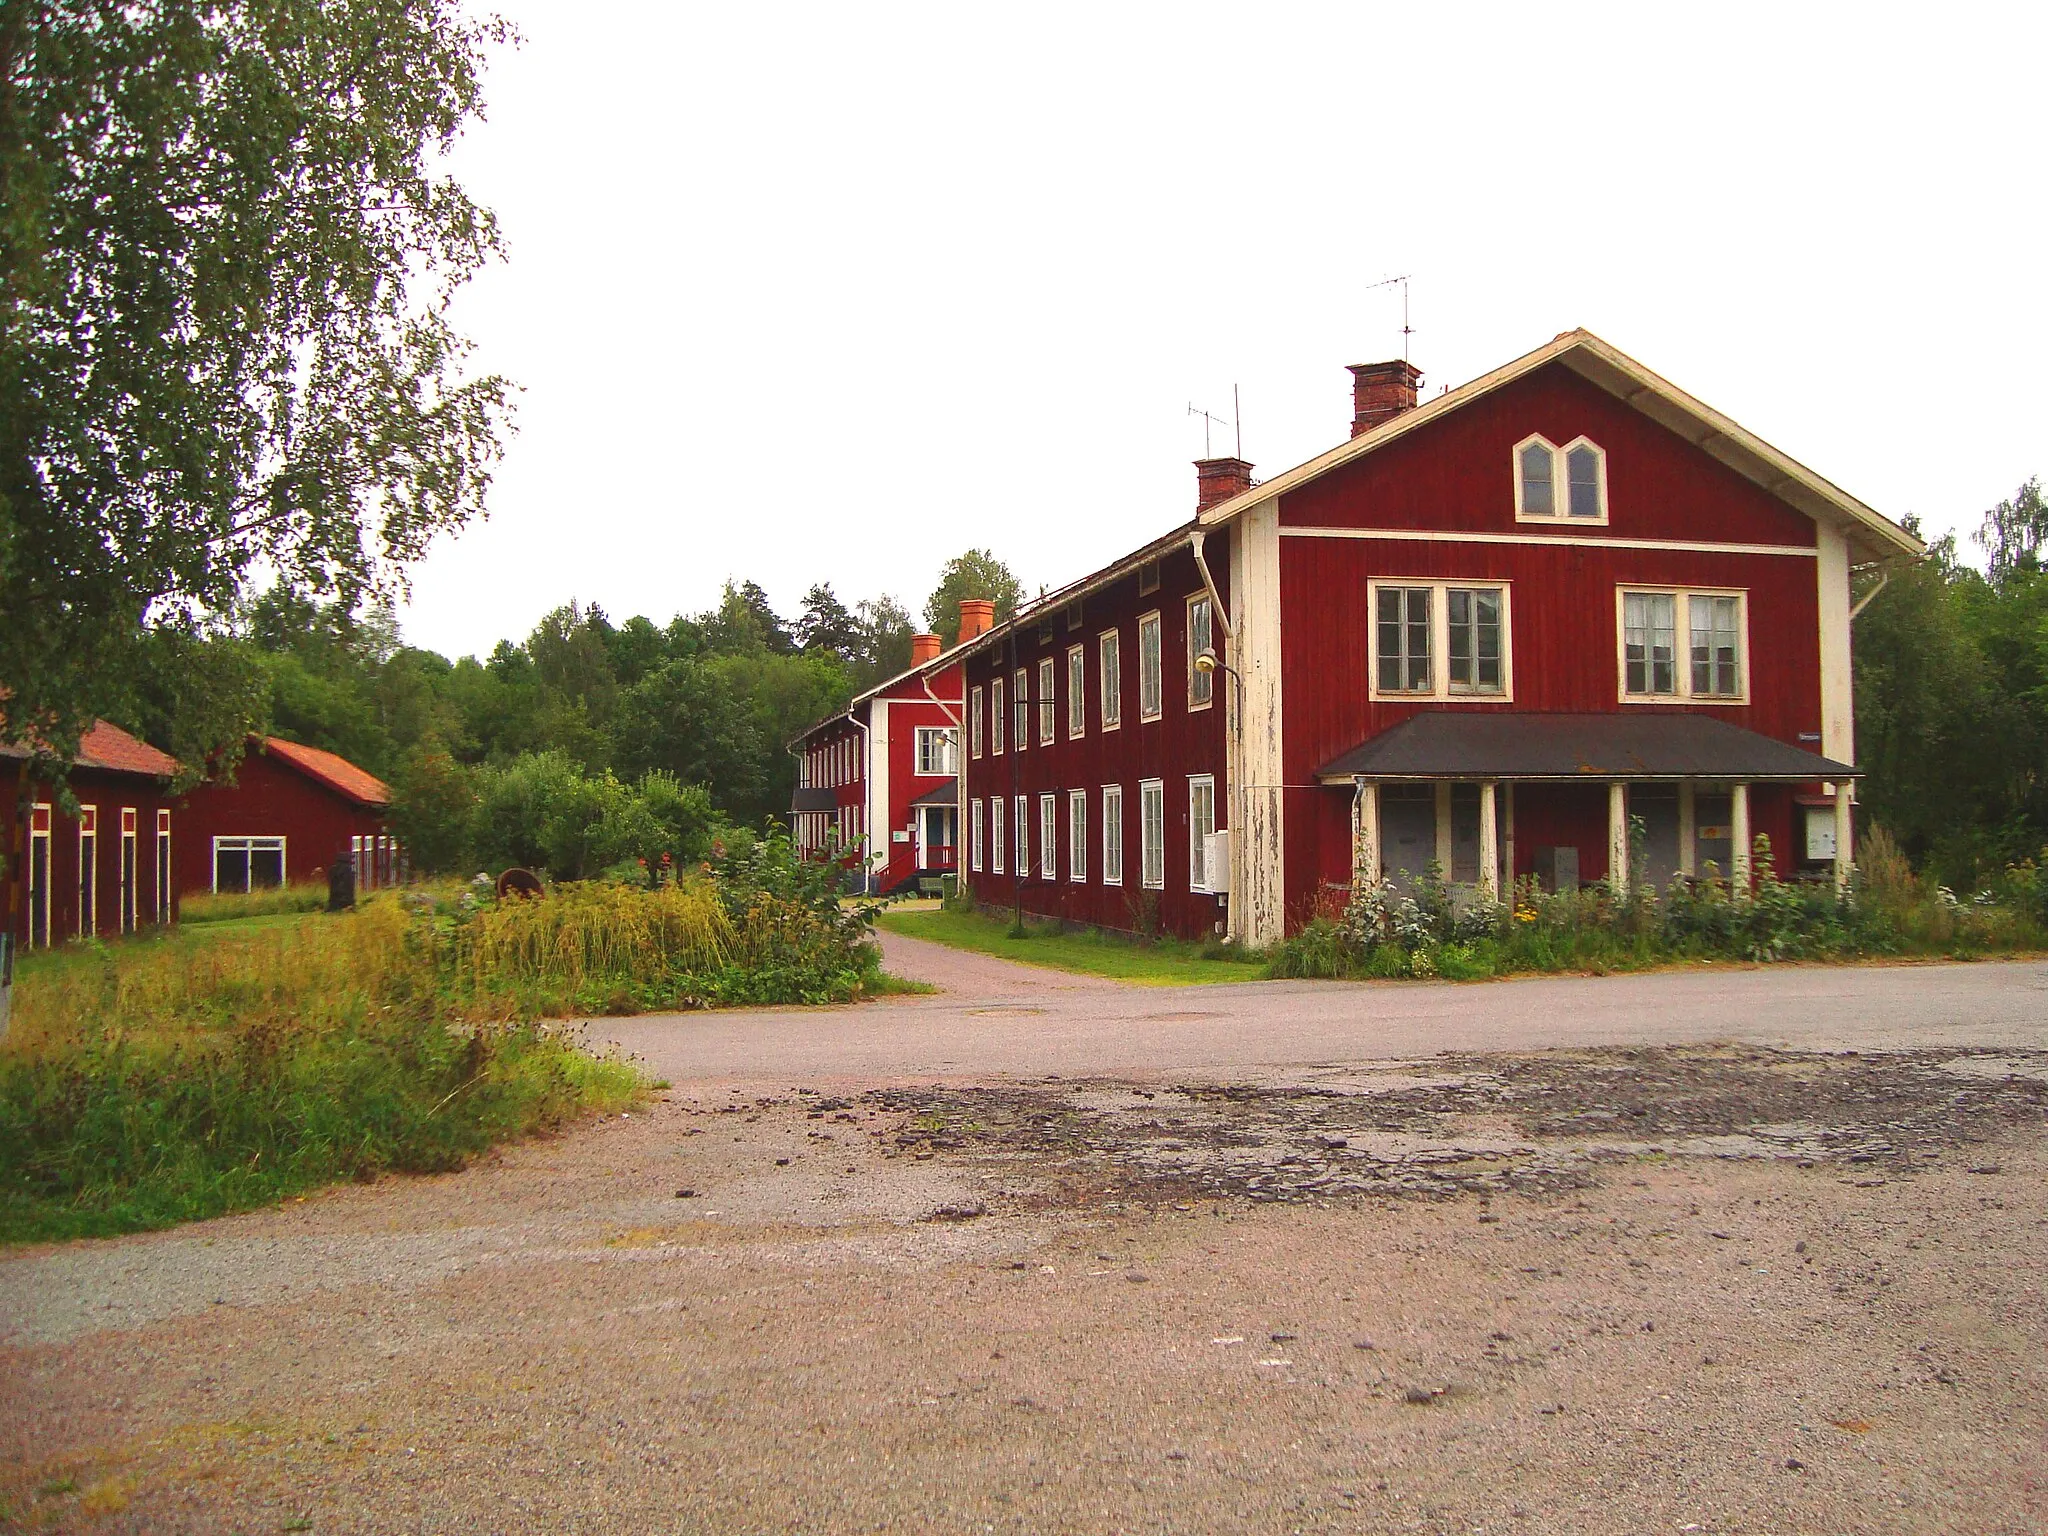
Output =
[{"x1": 876, "y1": 907, "x2": 1267, "y2": 986}]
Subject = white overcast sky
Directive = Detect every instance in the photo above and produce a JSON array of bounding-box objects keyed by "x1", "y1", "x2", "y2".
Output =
[{"x1": 396, "y1": 2, "x2": 2048, "y2": 658}]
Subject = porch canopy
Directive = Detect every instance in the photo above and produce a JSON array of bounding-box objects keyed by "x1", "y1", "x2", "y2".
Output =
[
  {"x1": 1316, "y1": 712, "x2": 1856, "y2": 784},
  {"x1": 909, "y1": 783, "x2": 959, "y2": 807},
  {"x1": 790, "y1": 786, "x2": 837, "y2": 813}
]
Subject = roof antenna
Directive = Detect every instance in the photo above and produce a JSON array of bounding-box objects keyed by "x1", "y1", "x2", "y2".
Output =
[
  {"x1": 1187, "y1": 401, "x2": 1232, "y2": 458},
  {"x1": 1234, "y1": 382, "x2": 1243, "y2": 460},
  {"x1": 1363, "y1": 273, "x2": 1414, "y2": 362}
]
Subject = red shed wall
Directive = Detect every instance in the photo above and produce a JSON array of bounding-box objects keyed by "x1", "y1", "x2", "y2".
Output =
[
  {"x1": 961, "y1": 539, "x2": 1229, "y2": 939},
  {"x1": 4, "y1": 768, "x2": 181, "y2": 944},
  {"x1": 1276, "y1": 360, "x2": 1826, "y2": 913},
  {"x1": 175, "y1": 750, "x2": 387, "y2": 895}
]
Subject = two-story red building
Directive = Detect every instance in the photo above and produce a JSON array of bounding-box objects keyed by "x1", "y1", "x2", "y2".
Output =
[
  {"x1": 4, "y1": 720, "x2": 182, "y2": 948},
  {"x1": 957, "y1": 330, "x2": 1923, "y2": 944},
  {"x1": 789, "y1": 607, "x2": 979, "y2": 894}
]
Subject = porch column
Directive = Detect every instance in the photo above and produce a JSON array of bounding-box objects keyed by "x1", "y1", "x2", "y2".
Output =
[
  {"x1": 1730, "y1": 782, "x2": 1752, "y2": 898},
  {"x1": 1502, "y1": 783, "x2": 1516, "y2": 892},
  {"x1": 1478, "y1": 781, "x2": 1500, "y2": 901},
  {"x1": 1607, "y1": 781, "x2": 1629, "y2": 895},
  {"x1": 1433, "y1": 781, "x2": 1453, "y2": 877},
  {"x1": 1833, "y1": 782, "x2": 1854, "y2": 890},
  {"x1": 1353, "y1": 779, "x2": 1380, "y2": 888},
  {"x1": 1678, "y1": 781, "x2": 1697, "y2": 877}
]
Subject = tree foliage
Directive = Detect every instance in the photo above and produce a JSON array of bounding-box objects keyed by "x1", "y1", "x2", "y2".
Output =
[
  {"x1": 0, "y1": 0, "x2": 514, "y2": 774},
  {"x1": 925, "y1": 548, "x2": 1022, "y2": 646}
]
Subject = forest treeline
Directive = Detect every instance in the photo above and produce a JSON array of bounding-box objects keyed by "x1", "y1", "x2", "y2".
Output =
[
  {"x1": 123, "y1": 483, "x2": 2048, "y2": 890},
  {"x1": 128, "y1": 554, "x2": 1025, "y2": 881}
]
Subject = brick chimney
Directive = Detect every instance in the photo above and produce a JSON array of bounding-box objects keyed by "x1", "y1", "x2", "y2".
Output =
[
  {"x1": 910, "y1": 633, "x2": 943, "y2": 666},
  {"x1": 1195, "y1": 457, "x2": 1254, "y2": 513},
  {"x1": 957, "y1": 599, "x2": 996, "y2": 643},
  {"x1": 1348, "y1": 360, "x2": 1423, "y2": 438}
]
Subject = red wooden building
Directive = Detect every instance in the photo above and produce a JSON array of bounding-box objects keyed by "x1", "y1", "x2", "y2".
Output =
[
  {"x1": 175, "y1": 737, "x2": 398, "y2": 897},
  {"x1": 956, "y1": 330, "x2": 1923, "y2": 943},
  {"x1": 4, "y1": 720, "x2": 182, "y2": 948},
  {"x1": 789, "y1": 609, "x2": 978, "y2": 894}
]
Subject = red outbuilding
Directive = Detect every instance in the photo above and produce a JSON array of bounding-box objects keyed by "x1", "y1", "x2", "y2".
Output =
[
  {"x1": 4, "y1": 720, "x2": 182, "y2": 948},
  {"x1": 956, "y1": 330, "x2": 1925, "y2": 943},
  {"x1": 175, "y1": 737, "x2": 399, "y2": 896}
]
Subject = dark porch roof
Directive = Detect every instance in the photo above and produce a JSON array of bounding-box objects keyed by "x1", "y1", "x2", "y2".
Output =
[
  {"x1": 790, "y1": 786, "x2": 837, "y2": 813},
  {"x1": 1316, "y1": 713, "x2": 1856, "y2": 783},
  {"x1": 909, "y1": 782, "x2": 958, "y2": 807}
]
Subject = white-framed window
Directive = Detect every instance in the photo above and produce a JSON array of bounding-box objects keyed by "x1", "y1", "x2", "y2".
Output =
[
  {"x1": 971, "y1": 799, "x2": 984, "y2": 872},
  {"x1": 120, "y1": 808, "x2": 136, "y2": 934},
  {"x1": 992, "y1": 677, "x2": 1005, "y2": 755},
  {"x1": 1138, "y1": 611, "x2": 1163, "y2": 721},
  {"x1": 915, "y1": 726, "x2": 958, "y2": 776},
  {"x1": 1188, "y1": 775, "x2": 1216, "y2": 892},
  {"x1": 76, "y1": 804, "x2": 97, "y2": 939},
  {"x1": 1515, "y1": 433, "x2": 1608, "y2": 524},
  {"x1": 1039, "y1": 793, "x2": 1058, "y2": 879},
  {"x1": 970, "y1": 686, "x2": 984, "y2": 758},
  {"x1": 212, "y1": 835, "x2": 286, "y2": 894},
  {"x1": 1015, "y1": 793, "x2": 1029, "y2": 875},
  {"x1": 1065, "y1": 599, "x2": 1084, "y2": 631},
  {"x1": 1066, "y1": 645, "x2": 1086, "y2": 739},
  {"x1": 1068, "y1": 789, "x2": 1088, "y2": 882},
  {"x1": 1037, "y1": 656, "x2": 1056, "y2": 746},
  {"x1": 1139, "y1": 779, "x2": 1166, "y2": 890},
  {"x1": 1138, "y1": 559, "x2": 1161, "y2": 596},
  {"x1": 1099, "y1": 629, "x2": 1122, "y2": 730},
  {"x1": 1101, "y1": 784, "x2": 1124, "y2": 886},
  {"x1": 1618, "y1": 587, "x2": 1748, "y2": 703},
  {"x1": 156, "y1": 808, "x2": 172, "y2": 924},
  {"x1": 1368, "y1": 579, "x2": 1513, "y2": 702},
  {"x1": 1186, "y1": 594, "x2": 1214, "y2": 710},
  {"x1": 991, "y1": 795, "x2": 1005, "y2": 874},
  {"x1": 25, "y1": 802, "x2": 50, "y2": 949},
  {"x1": 1037, "y1": 614, "x2": 1054, "y2": 643},
  {"x1": 1013, "y1": 668, "x2": 1029, "y2": 751}
]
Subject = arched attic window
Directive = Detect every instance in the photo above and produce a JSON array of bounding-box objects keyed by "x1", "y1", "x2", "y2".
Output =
[
  {"x1": 1515, "y1": 434, "x2": 1610, "y2": 523},
  {"x1": 1564, "y1": 438, "x2": 1608, "y2": 520},
  {"x1": 1514, "y1": 436, "x2": 1556, "y2": 517}
]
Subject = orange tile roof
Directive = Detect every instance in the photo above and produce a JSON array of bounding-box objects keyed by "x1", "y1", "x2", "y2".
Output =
[
  {"x1": 261, "y1": 737, "x2": 391, "y2": 807},
  {"x1": 0, "y1": 718, "x2": 180, "y2": 778}
]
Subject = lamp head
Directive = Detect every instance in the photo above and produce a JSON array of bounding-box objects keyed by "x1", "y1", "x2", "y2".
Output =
[{"x1": 1194, "y1": 648, "x2": 1220, "y2": 675}]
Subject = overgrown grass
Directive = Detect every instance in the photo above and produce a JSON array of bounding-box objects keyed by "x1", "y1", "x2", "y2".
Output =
[
  {"x1": 178, "y1": 882, "x2": 329, "y2": 925},
  {"x1": 877, "y1": 907, "x2": 1266, "y2": 985}
]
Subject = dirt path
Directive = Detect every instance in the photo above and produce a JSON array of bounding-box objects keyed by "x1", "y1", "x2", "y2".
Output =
[{"x1": 4, "y1": 1041, "x2": 2045, "y2": 1534}]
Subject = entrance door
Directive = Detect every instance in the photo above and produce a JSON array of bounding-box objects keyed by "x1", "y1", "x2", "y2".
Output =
[{"x1": 1380, "y1": 786, "x2": 1436, "y2": 887}]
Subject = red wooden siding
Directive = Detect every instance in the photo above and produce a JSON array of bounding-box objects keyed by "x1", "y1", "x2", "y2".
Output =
[
  {"x1": 3, "y1": 767, "x2": 182, "y2": 944},
  {"x1": 175, "y1": 748, "x2": 389, "y2": 895},
  {"x1": 961, "y1": 539, "x2": 1229, "y2": 938}
]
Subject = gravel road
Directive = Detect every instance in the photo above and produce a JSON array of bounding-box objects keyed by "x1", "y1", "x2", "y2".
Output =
[{"x1": 5, "y1": 947, "x2": 2046, "y2": 1534}]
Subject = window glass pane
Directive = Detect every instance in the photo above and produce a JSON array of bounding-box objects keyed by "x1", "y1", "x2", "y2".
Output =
[
  {"x1": 1188, "y1": 599, "x2": 1213, "y2": 705},
  {"x1": 1068, "y1": 649, "x2": 1086, "y2": 734},
  {"x1": 1520, "y1": 443, "x2": 1554, "y2": 514},
  {"x1": 1690, "y1": 594, "x2": 1742, "y2": 696},
  {"x1": 1448, "y1": 587, "x2": 1504, "y2": 694},
  {"x1": 1100, "y1": 634, "x2": 1121, "y2": 726},
  {"x1": 1017, "y1": 796, "x2": 1028, "y2": 872},
  {"x1": 1567, "y1": 445, "x2": 1602, "y2": 517},
  {"x1": 1139, "y1": 616, "x2": 1162, "y2": 716},
  {"x1": 1038, "y1": 659, "x2": 1056, "y2": 744},
  {"x1": 1069, "y1": 793, "x2": 1087, "y2": 880},
  {"x1": 991, "y1": 798, "x2": 1004, "y2": 872},
  {"x1": 1014, "y1": 670, "x2": 1029, "y2": 748},
  {"x1": 1141, "y1": 782, "x2": 1165, "y2": 889},
  {"x1": 1625, "y1": 591, "x2": 1678, "y2": 695},
  {"x1": 1103, "y1": 786, "x2": 1123, "y2": 884}
]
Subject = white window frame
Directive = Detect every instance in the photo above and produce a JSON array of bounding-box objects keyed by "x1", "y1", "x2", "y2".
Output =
[
  {"x1": 76, "y1": 803, "x2": 97, "y2": 938},
  {"x1": 1099, "y1": 629, "x2": 1122, "y2": 730},
  {"x1": 155, "y1": 808, "x2": 172, "y2": 924},
  {"x1": 1188, "y1": 775, "x2": 1216, "y2": 893},
  {"x1": 26, "y1": 802, "x2": 51, "y2": 949},
  {"x1": 1015, "y1": 793, "x2": 1029, "y2": 876},
  {"x1": 914, "y1": 725, "x2": 957, "y2": 777},
  {"x1": 1066, "y1": 645, "x2": 1086, "y2": 739},
  {"x1": 1515, "y1": 433, "x2": 1610, "y2": 525},
  {"x1": 1367, "y1": 579, "x2": 1514, "y2": 703},
  {"x1": 1065, "y1": 599, "x2": 1084, "y2": 631},
  {"x1": 1037, "y1": 656, "x2": 1056, "y2": 746},
  {"x1": 1137, "y1": 610, "x2": 1163, "y2": 722},
  {"x1": 1068, "y1": 789, "x2": 1088, "y2": 882},
  {"x1": 1616, "y1": 586, "x2": 1751, "y2": 705},
  {"x1": 1138, "y1": 560, "x2": 1160, "y2": 596},
  {"x1": 1013, "y1": 668, "x2": 1030, "y2": 751},
  {"x1": 1139, "y1": 779, "x2": 1166, "y2": 890},
  {"x1": 1186, "y1": 594, "x2": 1215, "y2": 711},
  {"x1": 969, "y1": 686, "x2": 984, "y2": 758},
  {"x1": 1039, "y1": 792, "x2": 1058, "y2": 879},
  {"x1": 970, "y1": 799, "x2": 984, "y2": 872},
  {"x1": 1102, "y1": 784, "x2": 1124, "y2": 886},
  {"x1": 991, "y1": 795, "x2": 1005, "y2": 874},
  {"x1": 120, "y1": 808, "x2": 137, "y2": 934},
  {"x1": 991, "y1": 676, "x2": 1005, "y2": 756},
  {"x1": 211, "y1": 834, "x2": 288, "y2": 894}
]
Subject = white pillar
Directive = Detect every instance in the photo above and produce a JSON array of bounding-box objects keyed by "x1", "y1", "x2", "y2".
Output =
[
  {"x1": 1354, "y1": 779, "x2": 1380, "y2": 889},
  {"x1": 1607, "y1": 781, "x2": 1629, "y2": 895},
  {"x1": 1833, "y1": 781, "x2": 1854, "y2": 890},
  {"x1": 1434, "y1": 781, "x2": 1453, "y2": 878},
  {"x1": 1730, "y1": 782, "x2": 1752, "y2": 898},
  {"x1": 1478, "y1": 781, "x2": 1500, "y2": 901},
  {"x1": 1678, "y1": 781, "x2": 1697, "y2": 877},
  {"x1": 1502, "y1": 783, "x2": 1516, "y2": 893}
]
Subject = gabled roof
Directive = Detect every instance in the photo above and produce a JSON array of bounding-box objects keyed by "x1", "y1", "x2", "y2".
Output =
[
  {"x1": 0, "y1": 718, "x2": 180, "y2": 779},
  {"x1": 787, "y1": 651, "x2": 965, "y2": 751},
  {"x1": 260, "y1": 737, "x2": 391, "y2": 807},
  {"x1": 1316, "y1": 712, "x2": 1857, "y2": 783},
  {"x1": 1197, "y1": 329, "x2": 1923, "y2": 563}
]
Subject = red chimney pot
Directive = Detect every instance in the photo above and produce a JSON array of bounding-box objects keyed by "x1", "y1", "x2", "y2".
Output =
[
  {"x1": 1348, "y1": 360, "x2": 1423, "y2": 438},
  {"x1": 910, "y1": 633, "x2": 943, "y2": 666},
  {"x1": 1195, "y1": 456, "x2": 1254, "y2": 513}
]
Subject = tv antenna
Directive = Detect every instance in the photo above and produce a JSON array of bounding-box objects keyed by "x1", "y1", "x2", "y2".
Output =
[
  {"x1": 1364, "y1": 273, "x2": 1415, "y2": 362},
  {"x1": 1188, "y1": 392, "x2": 1243, "y2": 459}
]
